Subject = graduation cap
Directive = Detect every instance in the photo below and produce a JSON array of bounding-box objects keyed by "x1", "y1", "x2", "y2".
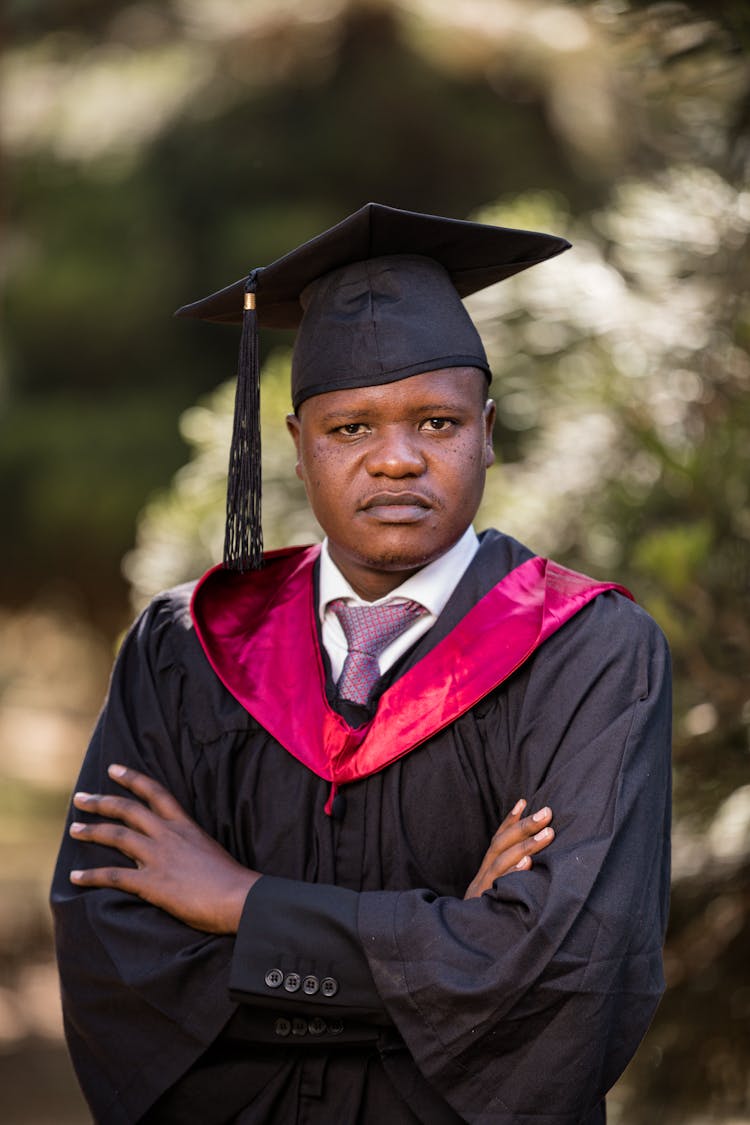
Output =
[{"x1": 175, "y1": 202, "x2": 570, "y2": 572}]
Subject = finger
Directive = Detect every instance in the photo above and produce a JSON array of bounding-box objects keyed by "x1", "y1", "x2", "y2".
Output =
[
  {"x1": 486, "y1": 825, "x2": 556, "y2": 879},
  {"x1": 69, "y1": 865, "x2": 143, "y2": 894},
  {"x1": 107, "y1": 764, "x2": 187, "y2": 821},
  {"x1": 72, "y1": 791, "x2": 156, "y2": 835},
  {"x1": 69, "y1": 820, "x2": 151, "y2": 865},
  {"x1": 493, "y1": 798, "x2": 527, "y2": 836},
  {"x1": 515, "y1": 823, "x2": 555, "y2": 862},
  {"x1": 488, "y1": 805, "x2": 552, "y2": 855}
]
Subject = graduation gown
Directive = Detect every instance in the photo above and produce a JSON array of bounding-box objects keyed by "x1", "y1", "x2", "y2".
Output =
[{"x1": 50, "y1": 531, "x2": 672, "y2": 1124}]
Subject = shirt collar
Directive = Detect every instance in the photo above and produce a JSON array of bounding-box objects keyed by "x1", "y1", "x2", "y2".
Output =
[{"x1": 319, "y1": 525, "x2": 480, "y2": 621}]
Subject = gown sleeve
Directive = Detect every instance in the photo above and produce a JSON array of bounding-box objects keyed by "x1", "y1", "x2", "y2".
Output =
[
  {"x1": 50, "y1": 594, "x2": 239, "y2": 1125},
  {"x1": 230, "y1": 593, "x2": 672, "y2": 1124}
]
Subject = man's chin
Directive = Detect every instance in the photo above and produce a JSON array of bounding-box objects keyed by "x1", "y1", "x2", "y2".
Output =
[
  {"x1": 343, "y1": 535, "x2": 455, "y2": 575},
  {"x1": 357, "y1": 550, "x2": 436, "y2": 573}
]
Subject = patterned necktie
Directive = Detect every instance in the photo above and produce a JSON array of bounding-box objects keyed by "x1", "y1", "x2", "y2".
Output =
[{"x1": 330, "y1": 598, "x2": 425, "y2": 706}]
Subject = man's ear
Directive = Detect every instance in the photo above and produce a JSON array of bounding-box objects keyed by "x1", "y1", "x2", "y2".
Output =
[
  {"x1": 483, "y1": 399, "x2": 496, "y2": 468},
  {"x1": 286, "y1": 413, "x2": 304, "y2": 480}
]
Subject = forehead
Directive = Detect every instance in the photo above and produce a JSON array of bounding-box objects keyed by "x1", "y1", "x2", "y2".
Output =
[{"x1": 297, "y1": 366, "x2": 489, "y2": 421}]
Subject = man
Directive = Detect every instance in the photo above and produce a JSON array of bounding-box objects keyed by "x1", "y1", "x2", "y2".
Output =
[{"x1": 51, "y1": 203, "x2": 672, "y2": 1124}]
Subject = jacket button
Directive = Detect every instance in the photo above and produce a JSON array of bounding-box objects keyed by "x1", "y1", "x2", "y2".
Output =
[
  {"x1": 308, "y1": 1017, "x2": 327, "y2": 1036},
  {"x1": 274, "y1": 1017, "x2": 291, "y2": 1037},
  {"x1": 284, "y1": 972, "x2": 301, "y2": 992},
  {"x1": 292, "y1": 1017, "x2": 308, "y2": 1036},
  {"x1": 302, "y1": 975, "x2": 319, "y2": 995},
  {"x1": 264, "y1": 968, "x2": 283, "y2": 989},
  {"x1": 320, "y1": 976, "x2": 339, "y2": 998},
  {"x1": 329, "y1": 1018, "x2": 344, "y2": 1035}
]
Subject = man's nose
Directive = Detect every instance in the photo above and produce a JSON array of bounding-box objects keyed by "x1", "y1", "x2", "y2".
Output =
[{"x1": 366, "y1": 427, "x2": 426, "y2": 476}]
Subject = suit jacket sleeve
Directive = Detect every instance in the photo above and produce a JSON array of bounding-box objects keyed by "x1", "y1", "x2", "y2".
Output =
[{"x1": 229, "y1": 594, "x2": 672, "y2": 1124}]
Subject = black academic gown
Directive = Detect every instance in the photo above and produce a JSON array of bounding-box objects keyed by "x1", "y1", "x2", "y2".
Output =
[{"x1": 50, "y1": 531, "x2": 672, "y2": 1124}]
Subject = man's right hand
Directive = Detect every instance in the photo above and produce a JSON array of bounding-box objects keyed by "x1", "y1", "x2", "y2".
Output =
[
  {"x1": 463, "y1": 800, "x2": 554, "y2": 899},
  {"x1": 68, "y1": 764, "x2": 260, "y2": 934}
]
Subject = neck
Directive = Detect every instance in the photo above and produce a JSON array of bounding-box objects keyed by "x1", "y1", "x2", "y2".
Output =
[{"x1": 331, "y1": 559, "x2": 425, "y2": 601}]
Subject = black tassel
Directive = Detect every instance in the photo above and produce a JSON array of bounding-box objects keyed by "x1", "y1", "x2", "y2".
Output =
[{"x1": 223, "y1": 268, "x2": 263, "y2": 571}]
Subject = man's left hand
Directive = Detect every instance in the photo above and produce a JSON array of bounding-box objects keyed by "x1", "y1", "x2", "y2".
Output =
[{"x1": 69, "y1": 764, "x2": 259, "y2": 934}]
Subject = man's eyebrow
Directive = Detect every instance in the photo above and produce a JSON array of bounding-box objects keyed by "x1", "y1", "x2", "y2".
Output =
[
  {"x1": 317, "y1": 408, "x2": 373, "y2": 424},
  {"x1": 412, "y1": 401, "x2": 467, "y2": 414},
  {"x1": 318, "y1": 400, "x2": 468, "y2": 424}
]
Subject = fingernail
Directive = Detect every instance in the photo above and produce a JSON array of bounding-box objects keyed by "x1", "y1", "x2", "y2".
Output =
[
  {"x1": 69, "y1": 822, "x2": 85, "y2": 833},
  {"x1": 514, "y1": 856, "x2": 531, "y2": 870},
  {"x1": 70, "y1": 871, "x2": 84, "y2": 882},
  {"x1": 532, "y1": 807, "x2": 550, "y2": 822},
  {"x1": 108, "y1": 764, "x2": 126, "y2": 778},
  {"x1": 512, "y1": 799, "x2": 526, "y2": 815},
  {"x1": 534, "y1": 827, "x2": 552, "y2": 841},
  {"x1": 73, "y1": 792, "x2": 92, "y2": 804}
]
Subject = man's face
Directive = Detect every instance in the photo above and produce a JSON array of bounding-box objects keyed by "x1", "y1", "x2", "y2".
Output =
[{"x1": 286, "y1": 367, "x2": 495, "y2": 600}]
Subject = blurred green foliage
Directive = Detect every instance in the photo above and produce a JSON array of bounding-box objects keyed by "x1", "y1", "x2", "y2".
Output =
[{"x1": 2, "y1": 0, "x2": 652, "y2": 618}]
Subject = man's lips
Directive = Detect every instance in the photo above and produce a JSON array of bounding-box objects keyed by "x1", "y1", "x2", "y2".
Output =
[
  {"x1": 359, "y1": 492, "x2": 434, "y2": 521},
  {"x1": 361, "y1": 491, "x2": 431, "y2": 509}
]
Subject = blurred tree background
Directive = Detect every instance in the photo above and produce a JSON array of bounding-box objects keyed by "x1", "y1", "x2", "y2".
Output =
[{"x1": 1, "y1": 1, "x2": 748, "y2": 1122}]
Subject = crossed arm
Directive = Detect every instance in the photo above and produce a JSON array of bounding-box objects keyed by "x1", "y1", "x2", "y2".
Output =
[{"x1": 68, "y1": 763, "x2": 554, "y2": 933}]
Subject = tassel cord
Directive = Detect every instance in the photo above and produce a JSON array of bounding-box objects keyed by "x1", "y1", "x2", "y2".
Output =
[{"x1": 224, "y1": 267, "x2": 264, "y2": 571}]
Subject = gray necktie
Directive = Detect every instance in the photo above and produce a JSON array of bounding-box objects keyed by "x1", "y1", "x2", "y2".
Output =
[{"x1": 330, "y1": 599, "x2": 425, "y2": 705}]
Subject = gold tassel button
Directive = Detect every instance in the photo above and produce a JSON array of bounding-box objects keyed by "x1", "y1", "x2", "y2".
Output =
[{"x1": 244, "y1": 292, "x2": 256, "y2": 311}]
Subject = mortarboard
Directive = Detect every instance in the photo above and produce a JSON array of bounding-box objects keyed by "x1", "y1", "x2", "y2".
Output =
[{"x1": 175, "y1": 202, "x2": 570, "y2": 572}]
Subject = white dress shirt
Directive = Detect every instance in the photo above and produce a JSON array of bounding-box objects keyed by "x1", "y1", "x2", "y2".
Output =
[{"x1": 319, "y1": 526, "x2": 480, "y2": 683}]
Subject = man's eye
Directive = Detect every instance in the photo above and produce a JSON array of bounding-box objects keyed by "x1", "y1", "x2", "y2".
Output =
[
  {"x1": 422, "y1": 417, "x2": 455, "y2": 431},
  {"x1": 336, "y1": 423, "x2": 369, "y2": 435}
]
